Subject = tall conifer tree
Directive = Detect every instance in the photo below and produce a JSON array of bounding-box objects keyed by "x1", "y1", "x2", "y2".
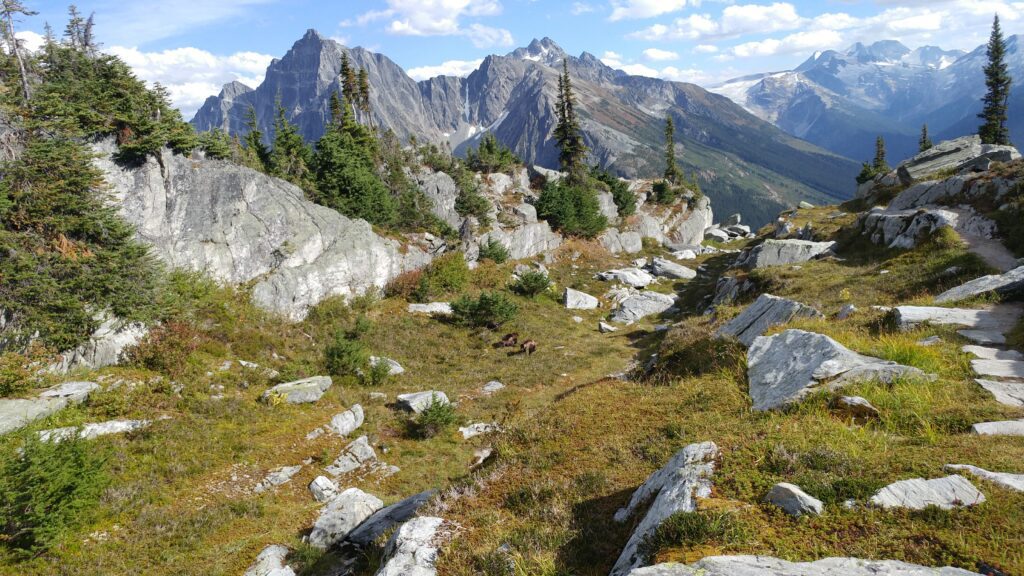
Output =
[
  {"x1": 554, "y1": 60, "x2": 586, "y2": 184},
  {"x1": 979, "y1": 14, "x2": 1012, "y2": 145},
  {"x1": 664, "y1": 115, "x2": 682, "y2": 184}
]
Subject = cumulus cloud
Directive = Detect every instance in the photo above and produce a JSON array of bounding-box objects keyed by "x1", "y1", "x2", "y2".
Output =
[
  {"x1": 571, "y1": 2, "x2": 596, "y2": 15},
  {"x1": 643, "y1": 48, "x2": 680, "y2": 61},
  {"x1": 610, "y1": 0, "x2": 688, "y2": 21},
  {"x1": 355, "y1": 0, "x2": 514, "y2": 48},
  {"x1": 601, "y1": 50, "x2": 731, "y2": 85},
  {"x1": 106, "y1": 46, "x2": 274, "y2": 119},
  {"x1": 14, "y1": 31, "x2": 45, "y2": 53},
  {"x1": 731, "y1": 29, "x2": 843, "y2": 58},
  {"x1": 694, "y1": 44, "x2": 719, "y2": 54},
  {"x1": 407, "y1": 58, "x2": 484, "y2": 80}
]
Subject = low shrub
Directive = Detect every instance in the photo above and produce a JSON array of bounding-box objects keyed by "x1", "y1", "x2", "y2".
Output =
[
  {"x1": 510, "y1": 270, "x2": 551, "y2": 297},
  {"x1": 639, "y1": 510, "x2": 748, "y2": 563},
  {"x1": 324, "y1": 332, "x2": 368, "y2": 376},
  {"x1": 535, "y1": 180, "x2": 608, "y2": 238},
  {"x1": 126, "y1": 321, "x2": 203, "y2": 379},
  {"x1": 412, "y1": 252, "x2": 471, "y2": 302},
  {"x1": 0, "y1": 345, "x2": 50, "y2": 398},
  {"x1": 478, "y1": 238, "x2": 510, "y2": 264},
  {"x1": 408, "y1": 396, "x2": 459, "y2": 439},
  {"x1": 362, "y1": 358, "x2": 391, "y2": 387},
  {"x1": 451, "y1": 292, "x2": 519, "y2": 328},
  {"x1": 0, "y1": 436, "x2": 110, "y2": 555}
]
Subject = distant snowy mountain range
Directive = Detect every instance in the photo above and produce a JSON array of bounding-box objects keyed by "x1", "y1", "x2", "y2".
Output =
[{"x1": 710, "y1": 38, "x2": 1024, "y2": 163}]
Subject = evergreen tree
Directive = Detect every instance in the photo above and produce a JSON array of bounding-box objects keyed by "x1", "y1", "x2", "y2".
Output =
[
  {"x1": 919, "y1": 124, "x2": 933, "y2": 152},
  {"x1": 197, "y1": 129, "x2": 233, "y2": 160},
  {"x1": 872, "y1": 135, "x2": 889, "y2": 172},
  {"x1": 268, "y1": 101, "x2": 312, "y2": 185},
  {"x1": 357, "y1": 68, "x2": 371, "y2": 115},
  {"x1": 63, "y1": 5, "x2": 84, "y2": 48},
  {"x1": 663, "y1": 115, "x2": 681, "y2": 184},
  {"x1": 242, "y1": 106, "x2": 270, "y2": 171},
  {"x1": 1, "y1": 0, "x2": 37, "y2": 103},
  {"x1": 979, "y1": 14, "x2": 1012, "y2": 145},
  {"x1": 554, "y1": 59, "x2": 587, "y2": 184}
]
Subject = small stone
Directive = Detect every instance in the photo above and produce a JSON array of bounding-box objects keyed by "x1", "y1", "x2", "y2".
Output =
[
  {"x1": 596, "y1": 268, "x2": 656, "y2": 288},
  {"x1": 326, "y1": 436, "x2": 378, "y2": 476},
  {"x1": 572, "y1": 316, "x2": 583, "y2": 323},
  {"x1": 375, "y1": 517, "x2": 449, "y2": 576},
  {"x1": 244, "y1": 544, "x2": 295, "y2": 576},
  {"x1": 369, "y1": 392, "x2": 388, "y2": 400},
  {"x1": 308, "y1": 476, "x2": 339, "y2": 502},
  {"x1": 482, "y1": 381, "x2": 505, "y2": 395},
  {"x1": 832, "y1": 396, "x2": 880, "y2": 422},
  {"x1": 917, "y1": 336, "x2": 943, "y2": 346},
  {"x1": 261, "y1": 376, "x2": 332, "y2": 404},
  {"x1": 459, "y1": 422, "x2": 502, "y2": 439},
  {"x1": 599, "y1": 321, "x2": 619, "y2": 333},
  {"x1": 369, "y1": 356, "x2": 405, "y2": 376},
  {"x1": 765, "y1": 482, "x2": 824, "y2": 517},
  {"x1": 837, "y1": 304, "x2": 857, "y2": 320},
  {"x1": 799, "y1": 201, "x2": 815, "y2": 209},
  {"x1": 407, "y1": 302, "x2": 453, "y2": 315},
  {"x1": 39, "y1": 381, "x2": 99, "y2": 400},
  {"x1": 471, "y1": 447, "x2": 495, "y2": 469},
  {"x1": 972, "y1": 419, "x2": 1024, "y2": 436}
]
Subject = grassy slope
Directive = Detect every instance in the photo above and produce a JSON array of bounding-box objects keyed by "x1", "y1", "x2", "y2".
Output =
[{"x1": 2, "y1": 208, "x2": 1023, "y2": 575}]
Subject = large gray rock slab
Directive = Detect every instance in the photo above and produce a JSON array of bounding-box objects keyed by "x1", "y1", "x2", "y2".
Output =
[
  {"x1": 308, "y1": 476, "x2": 339, "y2": 502},
  {"x1": 1, "y1": 381, "x2": 99, "y2": 436},
  {"x1": 94, "y1": 140, "x2": 430, "y2": 321},
  {"x1": 627, "y1": 557, "x2": 980, "y2": 576},
  {"x1": 52, "y1": 316, "x2": 148, "y2": 373},
  {"x1": 244, "y1": 544, "x2": 296, "y2": 576},
  {"x1": 396, "y1": 391, "x2": 450, "y2": 413},
  {"x1": 412, "y1": 169, "x2": 462, "y2": 229},
  {"x1": 971, "y1": 359, "x2": 1024, "y2": 379},
  {"x1": 717, "y1": 294, "x2": 822, "y2": 347},
  {"x1": 348, "y1": 489, "x2": 437, "y2": 546},
  {"x1": 600, "y1": 228, "x2": 644, "y2": 254},
  {"x1": 374, "y1": 516, "x2": 449, "y2": 576},
  {"x1": 477, "y1": 221, "x2": 562, "y2": 261},
  {"x1": 38, "y1": 419, "x2": 152, "y2": 443},
  {"x1": 648, "y1": 258, "x2": 696, "y2": 280},
  {"x1": 564, "y1": 288, "x2": 599, "y2": 310},
  {"x1": 972, "y1": 418, "x2": 1024, "y2": 436},
  {"x1": 610, "y1": 291, "x2": 677, "y2": 324},
  {"x1": 308, "y1": 487, "x2": 383, "y2": 549},
  {"x1": 895, "y1": 135, "x2": 1018, "y2": 185},
  {"x1": 735, "y1": 239, "x2": 835, "y2": 270},
  {"x1": 610, "y1": 441, "x2": 719, "y2": 576},
  {"x1": 974, "y1": 379, "x2": 1024, "y2": 407},
  {"x1": 327, "y1": 404, "x2": 364, "y2": 437},
  {"x1": 962, "y1": 345, "x2": 1024, "y2": 360},
  {"x1": 860, "y1": 207, "x2": 961, "y2": 250},
  {"x1": 888, "y1": 177, "x2": 970, "y2": 211},
  {"x1": 870, "y1": 475, "x2": 985, "y2": 510},
  {"x1": 326, "y1": 435, "x2": 378, "y2": 476},
  {"x1": 935, "y1": 266, "x2": 1024, "y2": 303},
  {"x1": 597, "y1": 191, "x2": 620, "y2": 220},
  {"x1": 254, "y1": 465, "x2": 303, "y2": 493},
  {"x1": 261, "y1": 376, "x2": 332, "y2": 404},
  {"x1": 597, "y1": 268, "x2": 656, "y2": 288},
  {"x1": 945, "y1": 464, "x2": 1024, "y2": 492},
  {"x1": 766, "y1": 482, "x2": 824, "y2": 517},
  {"x1": 892, "y1": 306, "x2": 1021, "y2": 336},
  {"x1": 747, "y1": 330, "x2": 929, "y2": 411}
]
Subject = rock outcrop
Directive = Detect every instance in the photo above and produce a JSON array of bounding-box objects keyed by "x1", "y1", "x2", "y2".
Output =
[
  {"x1": 261, "y1": 377, "x2": 332, "y2": 404},
  {"x1": 765, "y1": 483, "x2": 824, "y2": 517},
  {"x1": 935, "y1": 266, "x2": 1024, "y2": 303},
  {"x1": 896, "y1": 135, "x2": 1020, "y2": 185},
  {"x1": 308, "y1": 487, "x2": 383, "y2": 549},
  {"x1": 0, "y1": 381, "x2": 98, "y2": 436},
  {"x1": 94, "y1": 140, "x2": 430, "y2": 321},
  {"x1": 716, "y1": 294, "x2": 822, "y2": 347},
  {"x1": 747, "y1": 330, "x2": 928, "y2": 411},
  {"x1": 51, "y1": 316, "x2": 148, "y2": 373},
  {"x1": 348, "y1": 489, "x2": 438, "y2": 546},
  {"x1": 610, "y1": 290, "x2": 677, "y2": 324},
  {"x1": 611, "y1": 441, "x2": 719, "y2": 576},
  {"x1": 735, "y1": 240, "x2": 835, "y2": 270},
  {"x1": 374, "y1": 516, "x2": 450, "y2": 576},
  {"x1": 564, "y1": 288, "x2": 599, "y2": 310},
  {"x1": 869, "y1": 475, "x2": 985, "y2": 510}
]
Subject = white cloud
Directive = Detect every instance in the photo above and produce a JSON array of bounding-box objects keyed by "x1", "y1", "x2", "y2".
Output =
[
  {"x1": 731, "y1": 29, "x2": 843, "y2": 58},
  {"x1": 610, "y1": 0, "x2": 688, "y2": 21},
  {"x1": 694, "y1": 44, "x2": 719, "y2": 54},
  {"x1": 643, "y1": 48, "x2": 680, "y2": 61},
  {"x1": 601, "y1": 50, "x2": 731, "y2": 85},
  {"x1": 601, "y1": 50, "x2": 626, "y2": 68},
  {"x1": 407, "y1": 58, "x2": 484, "y2": 80},
  {"x1": 571, "y1": 2, "x2": 595, "y2": 15},
  {"x1": 14, "y1": 31, "x2": 44, "y2": 53},
  {"x1": 357, "y1": 0, "x2": 512, "y2": 47},
  {"x1": 106, "y1": 45, "x2": 274, "y2": 119}
]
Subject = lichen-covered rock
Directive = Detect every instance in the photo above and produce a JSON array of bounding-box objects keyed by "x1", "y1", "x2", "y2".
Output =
[
  {"x1": 309, "y1": 476, "x2": 339, "y2": 502},
  {"x1": 600, "y1": 228, "x2": 644, "y2": 254},
  {"x1": 610, "y1": 441, "x2": 719, "y2": 576},
  {"x1": 261, "y1": 376, "x2": 332, "y2": 404},
  {"x1": 597, "y1": 268, "x2": 656, "y2": 288},
  {"x1": 870, "y1": 475, "x2": 985, "y2": 510},
  {"x1": 610, "y1": 291, "x2": 677, "y2": 324},
  {"x1": 308, "y1": 487, "x2": 383, "y2": 549},
  {"x1": 626, "y1": 556, "x2": 980, "y2": 576},
  {"x1": 326, "y1": 436, "x2": 378, "y2": 476},
  {"x1": 396, "y1": 391, "x2": 450, "y2": 413},
  {"x1": 935, "y1": 266, "x2": 1024, "y2": 303},
  {"x1": 747, "y1": 330, "x2": 929, "y2": 411},
  {"x1": 716, "y1": 294, "x2": 821, "y2": 347},
  {"x1": 412, "y1": 168, "x2": 462, "y2": 229},
  {"x1": 564, "y1": 288, "x2": 599, "y2": 310},
  {"x1": 477, "y1": 222, "x2": 562, "y2": 261},
  {"x1": 244, "y1": 544, "x2": 296, "y2": 576},
  {"x1": 52, "y1": 316, "x2": 148, "y2": 373},
  {"x1": 648, "y1": 258, "x2": 696, "y2": 280},
  {"x1": 374, "y1": 516, "x2": 450, "y2": 576},
  {"x1": 860, "y1": 208, "x2": 961, "y2": 250},
  {"x1": 327, "y1": 405, "x2": 365, "y2": 437},
  {"x1": 348, "y1": 489, "x2": 438, "y2": 546},
  {"x1": 735, "y1": 240, "x2": 835, "y2": 269},
  {"x1": 94, "y1": 140, "x2": 430, "y2": 321}
]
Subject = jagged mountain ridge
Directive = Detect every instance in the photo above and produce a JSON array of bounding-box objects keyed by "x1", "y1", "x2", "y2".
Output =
[
  {"x1": 191, "y1": 31, "x2": 859, "y2": 227},
  {"x1": 711, "y1": 38, "x2": 1024, "y2": 163}
]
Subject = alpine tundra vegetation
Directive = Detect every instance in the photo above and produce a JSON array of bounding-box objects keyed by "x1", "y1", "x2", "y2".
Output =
[{"x1": 0, "y1": 4, "x2": 1023, "y2": 576}]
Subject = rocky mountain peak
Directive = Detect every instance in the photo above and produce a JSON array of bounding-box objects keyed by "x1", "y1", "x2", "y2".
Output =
[
  {"x1": 846, "y1": 40, "x2": 910, "y2": 63},
  {"x1": 219, "y1": 80, "x2": 253, "y2": 100},
  {"x1": 509, "y1": 37, "x2": 567, "y2": 67}
]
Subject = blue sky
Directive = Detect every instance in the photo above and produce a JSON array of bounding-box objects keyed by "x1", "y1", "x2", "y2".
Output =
[{"x1": 14, "y1": 1, "x2": 1024, "y2": 117}]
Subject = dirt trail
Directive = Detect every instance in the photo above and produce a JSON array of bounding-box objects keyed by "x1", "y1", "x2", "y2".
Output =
[{"x1": 949, "y1": 208, "x2": 1019, "y2": 272}]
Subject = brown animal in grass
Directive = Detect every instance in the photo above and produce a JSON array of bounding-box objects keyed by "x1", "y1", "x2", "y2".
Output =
[
  {"x1": 494, "y1": 332, "x2": 519, "y2": 349},
  {"x1": 520, "y1": 339, "x2": 537, "y2": 355}
]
